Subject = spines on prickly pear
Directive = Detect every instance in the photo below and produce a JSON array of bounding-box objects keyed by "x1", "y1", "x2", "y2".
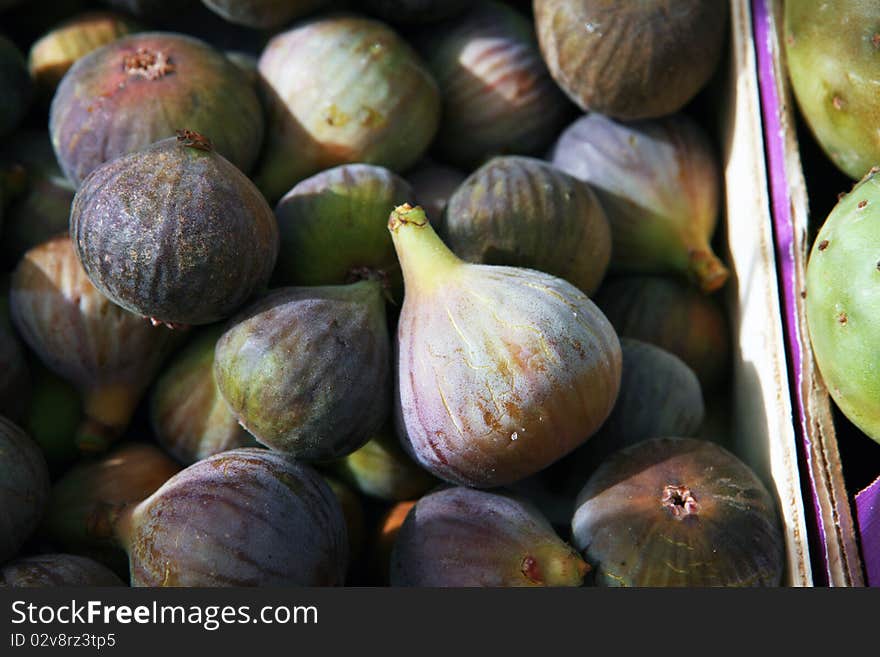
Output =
[{"x1": 390, "y1": 204, "x2": 621, "y2": 488}]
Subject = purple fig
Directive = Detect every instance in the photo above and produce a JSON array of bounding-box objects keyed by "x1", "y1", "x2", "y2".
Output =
[{"x1": 1, "y1": 554, "x2": 125, "y2": 586}]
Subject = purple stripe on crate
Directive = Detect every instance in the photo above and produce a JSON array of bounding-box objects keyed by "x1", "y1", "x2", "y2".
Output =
[
  {"x1": 751, "y1": 0, "x2": 829, "y2": 582},
  {"x1": 855, "y1": 477, "x2": 880, "y2": 586}
]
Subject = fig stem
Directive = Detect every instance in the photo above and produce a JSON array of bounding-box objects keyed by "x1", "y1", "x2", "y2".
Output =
[
  {"x1": 388, "y1": 204, "x2": 461, "y2": 288},
  {"x1": 688, "y1": 248, "x2": 729, "y2": 294}
]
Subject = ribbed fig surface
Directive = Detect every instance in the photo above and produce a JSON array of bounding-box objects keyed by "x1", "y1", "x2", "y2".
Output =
[
  {"x1": 201, "y1": 0, "x2": 328, "y2": 29},
  {"x1": 595, "y1": 275, "x2": 729, "y2": 391},
  {"x1": 50, "y1": 32, "x2": 264, "y2": 186},
  {"x1": 440, "y1": 155, "x2": 611, "y2": 295},
  {"x1": 1, "y1": 554, "x2": 125, "y2": 587},
  {"x1": 70, "y1": 132, "x2": 279, "y2": 327},
  {"x1": 391, "y1": 204, "x2": 622, "y2": 488},
  {"x1": 407, "y1": 160, "x2": 466, "y2": 224},
  {"x1": 117, "y1": 448, "x2": 348, "y2": 587},
  {"x1": 273, "y1": 164, "x2": 412, "y2": 290},
  {"x1": 151, "y1": 327, "x2": 256, "y2": 465},
  {"x1": 10, "y1": 236, "x2": 177, "y2": 451},
  {"x1": 551, "y1": 113, "x2": 728, "y2": 292},
  {"x1": 0, "y1": 35, "x2": 31, "y2": 137},
  {"x1": 423, "y1": 1, "x2": 570, "y2": 168},
  {"x1": 534, "y1": 0, "x2": 728, "y2": 120},
  {"x1": 572, "y1": 437, "x2": 784, "y2": 586},
  {"x1": 255, "y1": 15, "x2": 440, "y2": 202},
  {"x1": 391, "y1": 487, "x2": 587, "y2": 587},
  {"x1": 215, "y1": 281, "x2": 391, "y2": 460}
]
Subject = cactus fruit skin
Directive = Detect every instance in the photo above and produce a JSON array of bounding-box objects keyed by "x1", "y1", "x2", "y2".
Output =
[
  {"x1": 117, "y1": 449, "x2": 349, "y2": 587},
  {"x1": 534, "y1": 0, "x2": 728, "y2": 120},
  {"x1": 0, "y1": 35, "x2": 31, "y2": 138},
  {"x1": 214, "y1": 281, "x2": 391, "y2": 461},
  {"x1": 70, "y1": 133, "x2": 279, "y2": 327},
  {"x1": 201, "y1": 0, "x2": 328, "y2": 29},
  {"x1": 254, "y1": 15, "x2": 441, "y2": 203},
  {"x1": 784, "y1": 1, "x2": 880, "y2": 180},
  {"x1": 572, "y1": 437, "x2": 784, "y2": 587},
  {"x1": 390, "y1": 204, "x2": 622, "y2": 488},
  {"x1": 50, "y1": 32, "x2": 264, "y2": 186},
  {"x1": 391, "y1": 486, "x2": 588, "y2": 587},
  {"x1": 551, "y1": 113, "x2": 728, "y2": 293},
  {"x1": 0, "y1": 417, "x2": 50, "y2": 564},
  {"x1": 440, "y1": 155, "x2": 612, "y2": 296},
  {"x1": 1, "y1": 554, "x2": 125, "y2": 587},
  {"x1": 805, "y1": 170, "x2": 880, "y2": 445}
]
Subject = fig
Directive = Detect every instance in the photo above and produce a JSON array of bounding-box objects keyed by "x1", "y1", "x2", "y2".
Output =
[
  {"x1": 254, "y1": 15, "x2": 440, "y2": 202},
  {"x1": 407, "y1": 160, "x2": 466, "y2": 224},
  {"x1": 551, "y1": 113, "x2": 728, "y2": 292},
  {"x1": 70, "y1": 131, "x2": 280, "y2": 327},
  {"x1": 362, "y1": 0, "x2": 469, "y2": 24},
  {"x1": 22, "y1": 362, "x2": 82, "y2": 471},
  {"x1": 333, "y1": 428, "x2": 437, "y2": 502},
  {"x1": 534, "y1": 0, "x2": 728, "y2": 120},
  {"x1": 390, "y1": 204, "x2": 622, "y2": 488},
  {"x1": 594, "y1": 275, "x2": 729, "y2": 391},
  {"x1": 50, "y1": 32, "x2": 264, "y2": 186},
  {"x1": 440, "y1": 155, "x2": 612, "y2": 295},
  {"x1": 423, "y1": 1, "x2": 570, "y2": 169},
  {"x1": 273, "y1": 164, "x2": 412, "y2": 292},
  {"x1": 784, "y1": 2, "x2": 880, "y2": 179},
  {"x1": 28, "y1": 11, "x2": 142, "y2": 102},
  {"x1": 10, "y1": 236, "x2": 178, "y2": 452},
  {"x1": 151, "y1": 327, "x2": 256, "y2": 465},
  {"x1": 224, "y1": 50, "x2": 259, "y2": 87},
  {"x1": 214, "y1": 280, "x2": 391, "y2": 461},
  {"x1": 391, "y1": 486, "x2": 588, "y2": 587},
  {"x1": 323, "y1": 475, "x2": 365, "y2": 567},
  {"x1": 0, "y1": 417, "x2": 50, "y2": 564},
  {"x1": 1, "y1": 554, "x2": 125, "y2": 587},
  {"x1": 0, "y1": 35, "x2": 31, "y2": 137},
  {"x1": 201, "y1": 0, "x2": 329, "y2": 29},
  {"x1": 571, "y1": 437, "x2": 784, "y2": 587},
  {"x1": 805, "y1": 169, "x2": 880, "y2": 444},
  {"x1": 115, "y1": 448, "x2": 348, "y2": 586}
]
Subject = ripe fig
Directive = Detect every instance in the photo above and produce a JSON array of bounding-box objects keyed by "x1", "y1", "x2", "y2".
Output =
[
  {"x1": 214, "y1": 280, "x2": 391, "y2": 461},
  {"x1": 254, "y1": 15, "x2": 440, "y2": 202},
  {"x1": 362, "y1": 0, "x2": 469, "y2": 24},
  {"x1": 440, "y1": 155, "x2": 611, "y2": 295},
  {"x1": 784, "y1": 2, "x2": 880, "y2": 179},
  {"x1": 10, "y1": 237, "x2": 178, "y2": 452},
  {"x1": 0, "y1": 35, "x2": 31, "y2": 137},
  {"x1": 273, "y1": 164, "x2": 412, "y2": 292},
  {"x1": 50, "y1": 32, "x2": 264, "y2": 186},
  {"x1": 551, "y1": 113, "x2": 728, "y2": 292},
  {"x1": 571, "y1": 437, "x2": 784, "y2": 586},
  {"x1": 115, "y1": 448, "x2": 348, "y2": 586},
  {"x1": 594, "y1": 275, "x2": 729, "y2": 391},
  {"x1": 390, "y1": 204, "x2": 621, "y2": 488},
  {"x1": 70, "y1": 132, "x2": 280, "y2": 327},
  {"x1": 805, "y1": 169, "x2": 880, "y2": 444},
  {"x1": 534, "y1": 0, "x2": 728, "y2": 120},
  {"x1": 407, "y1": 159, "x2": 466, "y2": 224},
  {"x1": 423, "y1": 1, "x2": 570, "y2": 169},
  {"x1": 391, "y1": 486, "x2": 588, "y2": 587},
  {"x1": 1, "y1": 554, "x2": 125, "y2": 587},
  {"x1": 0, "y1": 417, "x2": 50, "y2": 564},
  {"x1": 201, "y1": 0, "x2": 329, "y2": 29}
]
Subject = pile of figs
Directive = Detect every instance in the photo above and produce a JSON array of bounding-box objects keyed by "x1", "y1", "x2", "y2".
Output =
[{"x1": 0, "y1": 0, "x2": 787, "y2": 589}]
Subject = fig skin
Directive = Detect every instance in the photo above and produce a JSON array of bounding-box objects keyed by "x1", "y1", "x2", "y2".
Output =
[
  {"x1": 214, "y1": 280, "x2": 391, "y2": 461},
  {"x1": 534, "y1": 0, "x2": 728, "y2": 120},
  {"x1": 805, "y1": 169, "x2": 880, "y2": 444},
  {"x1": 273, "y1": 164, "x2": 412, "y2": 291},
  {"x1": 1, "y1": 554, "x2": 126, "y2": 587},
  {"x1": 201, "y1": 0, "x2": 329, "y2": 29},
  {"x1": 551, "y1": 113, "x2": 728, "y2": 293},
  {"x1": 70, "y1": 133, "x2": 280, "y2": 327},
  {"x1": 362, "y1": 0, "x2": 470, "y2": 24},
  {"x1": 115, "y1": 448, "x2": 349, "y2": 587},
  {"x1": 0, "y1": 417, "x2": 50, "y2": 564},
  {"x1": 571, "y1": 437, "x2": 784, "y2": 587},
  {"x1": 0, "y1": 35, "x2": 31, "y2": 138},
  {"x1": 254, "y1": 15, "x2": 441, "y2": 203},
  {"x1": 151, "y1": 327, "x2": 256, "y2": 465},
  {"x1": 50, "y1": 31, "x2": 264, "y2": 186},
  {"x1": 10, "y1": 236, "x2": 178, "y2": 452},
  {"x1": 423, "y1": 1, "x2": 571, "y2": 169},
  {"x1": 391, "y1": 486, "x2": 588, "y2": 587},
  {"x1": 594, "y1": 275, "x2": 729, "y2": 392},
  {"x1": 440, "y1": 155, "x2": 612, "y2": 296},
  {"x1": 390, "y1": 204, "x2": 622, "y2": 488},
  {"x1": 407, "y1": 159, "x2": 466, "y2": 224},
  {"x1": 784, "y1": 1, "x2": 880, "y2": 180}
]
